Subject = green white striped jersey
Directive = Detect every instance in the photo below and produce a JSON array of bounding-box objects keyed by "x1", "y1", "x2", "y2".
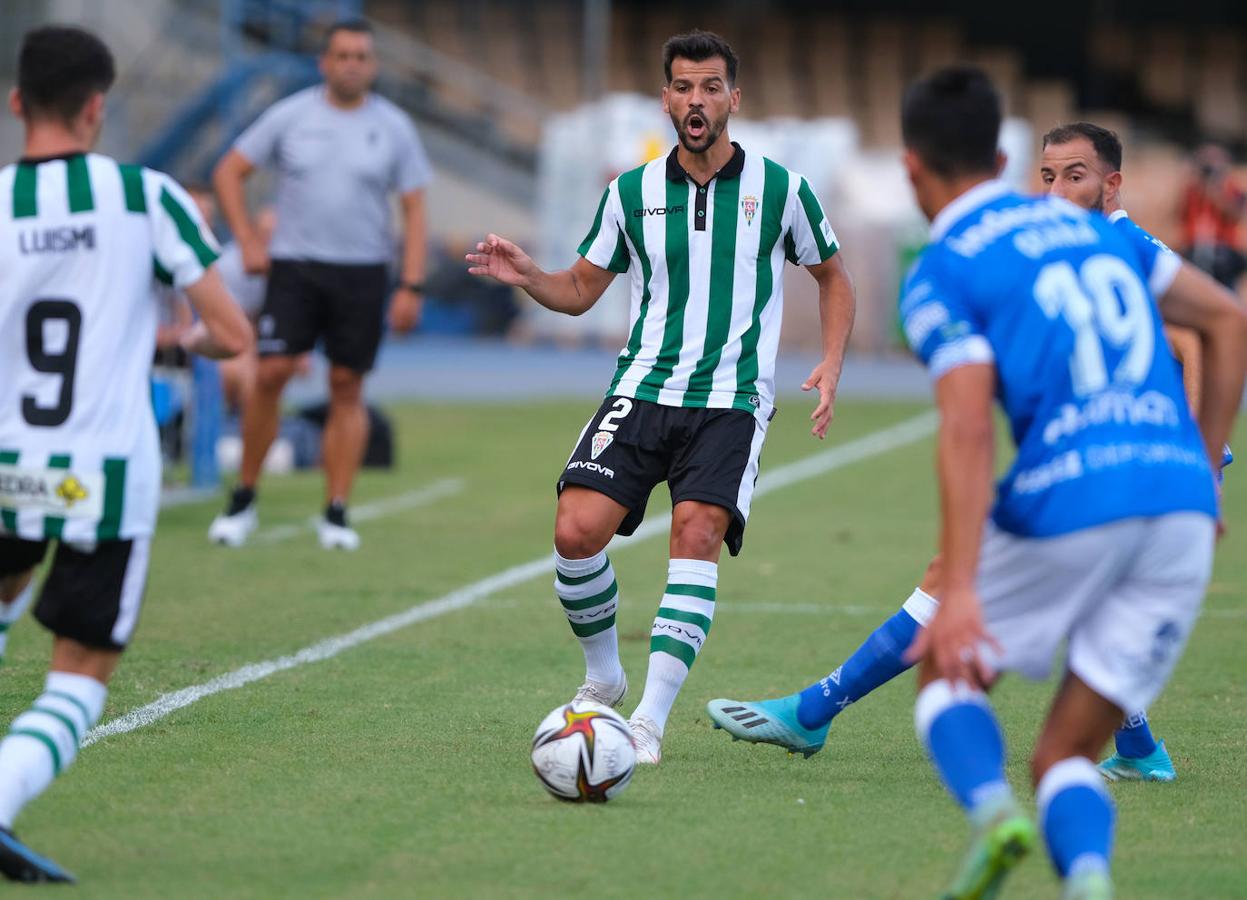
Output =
[
  {"x1": 0, "y1": 152, "x2": 220, "y2": 542},
  {"x1": 578, "y1": 143, "x2": 838, "y2": 418}
]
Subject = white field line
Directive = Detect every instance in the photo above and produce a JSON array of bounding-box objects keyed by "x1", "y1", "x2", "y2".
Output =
[
  {"x1": 84, "y1": 411, "x2": 937, "y2": 747},
  {"x1": 251, "y1": 478, "x2": 465, "y2": 544}
]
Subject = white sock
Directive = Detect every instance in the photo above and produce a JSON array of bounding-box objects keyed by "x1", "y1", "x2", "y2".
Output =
[
  {"x1": 902, "y1": 586, "x2": 939, "y2": 626},
  {"x1": 632, "y1": 558, "x2": 719, "y2": 733},
  {"x1": 0, "y1": 670, "x2": 106, "y2": 828},
  {"x1": 554, "y1": 550, "x2": 623, "y2": 686}
]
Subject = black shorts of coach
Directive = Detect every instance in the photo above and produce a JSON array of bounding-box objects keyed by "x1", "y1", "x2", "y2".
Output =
[
  {"x1": 557, "y1": 396, "x2": 768, "y2": 557},
  {"x1": 0, "y1": 536, "x2": 149, "y2": 651},
  {"x1": 256, "y1": 259, "x2": 390, "y2": 373}
]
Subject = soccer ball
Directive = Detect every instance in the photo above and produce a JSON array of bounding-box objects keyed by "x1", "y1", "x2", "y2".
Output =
[{"x1": 531, "y1": 700, "x2": 636, "y2": 802}]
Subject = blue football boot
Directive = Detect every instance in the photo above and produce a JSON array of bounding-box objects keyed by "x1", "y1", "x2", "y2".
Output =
[
  {"x1": 1099, "y1": 739, "x2": 1176, "y2": 783},
  {"x1": 706, "y1": 694, "x2": 828, "y2": 758}
]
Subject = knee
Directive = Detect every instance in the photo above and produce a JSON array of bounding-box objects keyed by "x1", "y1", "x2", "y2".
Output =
[
  {"x1": 553, "y1": 509, "x2": 609, "y2": 559},
  {"x1": 255, "y1": 359, "x2": 294, "y2": 393},
  {"x1": 328, "y1": 369, "x2": 363, "y2": 405},
  {"x1": 671, "y1": 514, "x2": 724, "y2": 560}
]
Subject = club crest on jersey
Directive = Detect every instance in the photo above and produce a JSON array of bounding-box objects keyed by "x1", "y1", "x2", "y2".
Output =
[
  {"x1": 590, "y1": 431, "x2": 613, "y2": 460},
  {"x1": 741, "y1": 195, "x2": 758, "y2": 226}
]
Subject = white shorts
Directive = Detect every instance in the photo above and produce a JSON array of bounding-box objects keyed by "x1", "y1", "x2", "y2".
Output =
[{"x1": 977, "y1": 512, "x2": 1215, "y2": 713}]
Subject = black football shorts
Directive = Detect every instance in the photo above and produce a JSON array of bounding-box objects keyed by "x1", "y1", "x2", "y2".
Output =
[
  {"x1": 557, "y1": 396, "x2": 769, "y2": 556},
  {"x1": 0, "y1": 536, "x2": 149, "y2": 650},
  {"x1": 257, "y1": 260, "x2": 389, "y2": 373}
]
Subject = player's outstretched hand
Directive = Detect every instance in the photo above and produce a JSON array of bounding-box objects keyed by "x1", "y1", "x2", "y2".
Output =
[
  {"x1": 905, "y1": 586, "x2": 1000, "y2": 688},
  {"x1": 801, "y1": 360, "x2": 839, "y2": 439},
  {"x1": 466, "y1": 234, "x2": 536, "y2": 288}
]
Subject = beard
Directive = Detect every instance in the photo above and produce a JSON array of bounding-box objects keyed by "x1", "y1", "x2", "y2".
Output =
[
  {"x1": 1089, "y1": 188, "x2": 1105, "y2": 213},
  {"x1": 672, "y1": 108, "x2": 727, "y2": 154}
]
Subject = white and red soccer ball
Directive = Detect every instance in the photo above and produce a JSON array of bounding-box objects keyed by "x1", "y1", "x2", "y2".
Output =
[{"x1": 531, "y1": 701, "x2": 636, "y2": 802}]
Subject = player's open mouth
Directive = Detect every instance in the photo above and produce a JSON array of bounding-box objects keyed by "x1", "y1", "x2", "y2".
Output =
[{"x1": 685, "y1": 114, "x2": 706, "y2": 138}]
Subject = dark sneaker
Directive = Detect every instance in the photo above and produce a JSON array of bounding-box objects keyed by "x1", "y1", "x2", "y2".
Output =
[{"x1": 0, "y1": 826, "x2": 75, "y2": 883}]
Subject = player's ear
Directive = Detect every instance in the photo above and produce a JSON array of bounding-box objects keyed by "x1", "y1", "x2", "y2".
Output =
[
  {"x1": 8, "y1": 88, "x2": 22, "y2": 121},
  {"x1": 1105, "y1": 170, "x2": 1123, "y2": 202},
  {"x1": 661, "y1": 84, "x2": 670, "y2": 114},
  {"x1": 902, "y1": 148, "x2": 922, "y2": 182},
  {"x1": 993, "y1": 150, "x2": 1007, "y2": 177},
  {"x1": 84, "y1": 92, "x2": 106, "y2": 125},
  {"x1": 729, "y1": 85, "x2": 741, "y2": 115}
]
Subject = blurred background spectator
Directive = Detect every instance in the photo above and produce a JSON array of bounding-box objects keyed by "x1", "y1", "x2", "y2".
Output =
[{"x1": 1179, "y1": 144, "x2": 1247, "y2": 289}]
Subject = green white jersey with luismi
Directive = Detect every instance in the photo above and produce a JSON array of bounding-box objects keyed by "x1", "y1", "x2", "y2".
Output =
[{"x1": 0, "y1": 152, "x2": 219, "y2": 543}]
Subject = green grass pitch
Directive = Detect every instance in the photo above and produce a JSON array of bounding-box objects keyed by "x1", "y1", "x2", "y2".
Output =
[{"x1": 1, "y1": 398, "x2": 1243, "y2": 898}]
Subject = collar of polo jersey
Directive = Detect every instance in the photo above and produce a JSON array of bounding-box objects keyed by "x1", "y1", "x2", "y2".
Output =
[
  {"x1": 666, "y1": 141, "x2": 745, "y2": 185},
  {"x1": 1106, "y1": 208, "x2": 1129, "y2": 223},
  {"x1": 929, "y1": 178, "x2": 1012, "y2": 241}
]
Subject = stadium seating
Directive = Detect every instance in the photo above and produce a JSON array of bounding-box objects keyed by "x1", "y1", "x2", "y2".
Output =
[{"x1": 367, "y1": 3, "x2": 1247, "y2": 151}]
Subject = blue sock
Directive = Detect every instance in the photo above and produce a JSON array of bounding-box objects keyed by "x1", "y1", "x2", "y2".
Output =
[
  {"x1": 915, "y1": 679, "x2": 1011, "y2": 813},
  {"x1": 796, "y1": 588, "x2": 935, "y2": 729},
  {"x1": 1038, "y1": 757, "x2": 1114, "y2": 879},
  {"x1": 1114, "y1": 710, "x2": 1158, "y2": 759}
]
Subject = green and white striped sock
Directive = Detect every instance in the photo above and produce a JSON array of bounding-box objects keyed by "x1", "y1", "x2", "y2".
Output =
[
  {"x1": 0, "y1": 671, "x2": 106, "y2": 828},
  {"x1": 555, "y1": 550, "x2": 624, "y2": 685},
  {"x1": 633, "y1": 558, "x2": 718, "y2": 732}
]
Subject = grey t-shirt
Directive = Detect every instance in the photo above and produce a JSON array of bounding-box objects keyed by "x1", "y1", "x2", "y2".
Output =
[{"x1": 234, "y1": 86, "x2": 432, "y2": 264}]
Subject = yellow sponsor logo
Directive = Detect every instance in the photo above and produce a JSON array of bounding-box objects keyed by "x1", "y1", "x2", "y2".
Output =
[{"x1": 55, "y1": 475, "x2": 89, "y2": 507}]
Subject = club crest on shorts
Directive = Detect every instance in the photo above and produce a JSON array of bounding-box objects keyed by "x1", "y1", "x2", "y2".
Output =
[
  {"x1": 590, "y1": 431, "x2": 613, "y2": 460},
  {"x1": 741, "y1": 195, "x2": 758, "y2": 226}
]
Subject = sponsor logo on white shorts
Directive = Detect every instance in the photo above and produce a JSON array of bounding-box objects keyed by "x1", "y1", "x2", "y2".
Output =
[{"x1": 590, "y1": 431, "x2": 613, "y2": 460}]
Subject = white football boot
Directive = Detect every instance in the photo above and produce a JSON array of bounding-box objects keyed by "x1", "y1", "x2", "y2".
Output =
[
  {"x1": 572, "y1": 671, "x2": 628, "y2": 709},
  {"x1": 208, "y1": 505, "x2": 257, "y2": 547},
  {"x1": 627, "y1": 714, "x2": 663, "y2": 765},
  {"x1": 317, "y1": 517, "x2": 360, "y2": 551}
]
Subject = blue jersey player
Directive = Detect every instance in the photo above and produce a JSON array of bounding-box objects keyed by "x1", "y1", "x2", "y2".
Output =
[
  {"x1": 898, "y1": 69, "x2": 1245, "y2": 899},
  {"x1": 708, "y1": 123, "x2": 1239, "y2": 788},
  {"x1": 718, "y1": 69, "x2": 1247, "y2": 898},
  {"x1": 1040, "y1": 122, "x2": 1233, "y2": 782}
]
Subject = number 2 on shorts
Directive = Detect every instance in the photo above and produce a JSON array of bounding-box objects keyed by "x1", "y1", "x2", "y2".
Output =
[{"x1": 598, "y1": 398, "x2": 633, "y2": 432}]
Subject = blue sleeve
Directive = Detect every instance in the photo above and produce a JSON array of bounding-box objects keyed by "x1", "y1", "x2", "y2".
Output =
[
  {"x1": 1113, "y1": 217, "x2": 1181, "y2": 297},
  {"x1": 899, "y1": 250, "x2": 995, "y2": 380}
]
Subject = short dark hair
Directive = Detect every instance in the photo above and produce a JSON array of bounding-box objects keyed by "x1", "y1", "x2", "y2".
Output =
[
  {"x1": 323, "y1": 18, "x2": 373, "y2": 51},
  {"x1": 901, "y1": 66, "x2": 1001, "y2": 178},
  {"x1": 662, "y1": 30, "x2": 738, "y2": 86},
  {"x1": 17, "y1": 26, "x2": 115, "y2": 124},
  {"x1": 1042, "y1": 122, "x2": 1123, "y2": 172}
]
